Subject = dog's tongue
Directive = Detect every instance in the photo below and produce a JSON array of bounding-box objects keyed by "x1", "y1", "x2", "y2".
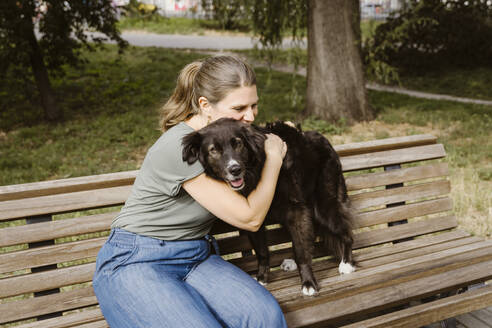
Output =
[{"x1": 230, "y1": 178, "x2": 244, "y2": 187}]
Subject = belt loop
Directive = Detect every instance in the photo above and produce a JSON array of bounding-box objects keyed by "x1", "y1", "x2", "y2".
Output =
[
  {"x1": 205, "y1": 235, "x2": 220, "y2": 256},
  {"x1": 107, "y1": 228, "x2": 116, "y2": 242}
]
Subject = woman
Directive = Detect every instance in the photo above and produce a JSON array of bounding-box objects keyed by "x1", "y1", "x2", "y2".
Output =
[{"x1": 92, "y1": 55, "x2": 288, "y2": 327}]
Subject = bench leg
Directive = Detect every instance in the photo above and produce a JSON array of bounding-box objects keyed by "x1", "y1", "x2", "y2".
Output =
[
  {"x1": 27, "y1": 214, "x2": 63, "y2": 321},
  {"x1": 385, "y1": 164, "x2": 413, "y2": 244}
]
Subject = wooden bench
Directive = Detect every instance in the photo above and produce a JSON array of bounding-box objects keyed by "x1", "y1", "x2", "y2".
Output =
[{"x1": 1, "y1": 134, "x2": 491, "y2": 327}]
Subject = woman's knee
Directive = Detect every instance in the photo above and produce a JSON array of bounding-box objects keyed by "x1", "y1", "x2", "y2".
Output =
[{"x1": 254, "y1": 294, "x2": 287, "y2": 327}]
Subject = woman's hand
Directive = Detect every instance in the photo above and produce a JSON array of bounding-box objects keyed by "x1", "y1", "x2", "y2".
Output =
[{"x1": 264, "y1": 133, "x2": 287, "y2": 161}]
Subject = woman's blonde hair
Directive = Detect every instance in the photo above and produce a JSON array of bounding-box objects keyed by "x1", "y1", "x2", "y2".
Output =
[{"x1": 159, "y1": 55, "x2": 256, "y2": 132}]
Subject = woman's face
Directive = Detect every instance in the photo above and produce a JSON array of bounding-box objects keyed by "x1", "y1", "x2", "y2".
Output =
[{"x1": 202, "y1": 85, "x2": 259, "y2": 124}]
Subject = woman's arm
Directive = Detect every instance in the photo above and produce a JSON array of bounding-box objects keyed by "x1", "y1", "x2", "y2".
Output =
[{"x1": 183, "y1": 134, "x2": 286, "y2": 232}]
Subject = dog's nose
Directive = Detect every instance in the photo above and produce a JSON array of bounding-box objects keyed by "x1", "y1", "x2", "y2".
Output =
[{"x1": 228, "y1": 164, "x2": 242, "y2": 176}]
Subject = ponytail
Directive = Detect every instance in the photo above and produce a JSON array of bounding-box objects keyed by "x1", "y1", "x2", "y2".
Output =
[{"x1": 159, "y1": 61, "x2": 203, "y2": 132}]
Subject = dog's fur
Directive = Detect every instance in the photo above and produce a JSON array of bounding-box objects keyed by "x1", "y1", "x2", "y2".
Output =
[{"x1": 182, "y1": 118, "x2": 355, "y2": 295}]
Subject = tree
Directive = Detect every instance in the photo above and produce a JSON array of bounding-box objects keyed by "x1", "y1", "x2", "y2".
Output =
[
  {"x1": 249, "y1": 0, "x2": 374, "y2": 123},
  {"x1": 0, "y1": 0, "x2": 127, "y2": 121},
  {"x1": 305, "y1": 0, "x2": 373, "y2": 123}
]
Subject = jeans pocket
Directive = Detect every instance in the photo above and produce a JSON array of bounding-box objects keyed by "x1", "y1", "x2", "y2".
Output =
[{"x1": 110, "y1": 244, "x2": 138, "y2": 274}]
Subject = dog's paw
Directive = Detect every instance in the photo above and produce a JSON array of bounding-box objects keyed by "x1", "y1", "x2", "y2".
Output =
[
  {"x1": 280, "y1": 259, "x2": 298, "y2": 271},
  {"x1": 338, "y1": 261, "x2": 356, "y2": 275},
  {"x1": 301, "y1": 282, "x2": 318, "y2": 296},
  {"x1": 253, "y1": 276, "x2": 268, "y2": 286}
]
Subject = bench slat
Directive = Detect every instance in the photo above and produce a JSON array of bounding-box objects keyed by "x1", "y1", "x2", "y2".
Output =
[
  {"x1": 0, "y1": 233, "x2": 490, "y2": 321},
  {"x1": 0, "y1": 237, "x2": 105, "y2": 275},
  {"x1": 340, "y1": 285, "x2": 492, "y2": 328},
  {"x1": 0, "y1": 212, "x2": 114, "y2": 248},
  {"x1": 351, "y1": 179, "x2": 450, "y2": 210},
  {"x1": 1, "y1": 232, "x2": 477, "y2": 299},
  {"x1": 0, "y1": 171, "x2": 137, "y2": 202},
  {"x1": 266, "y1": 235, "x2": 484, "y2": 293},
  {"x1": 0, "y1": 287, "x2": 97, "y2": 325},
  {"x1": 0, "y1": 186, "x2": 130, "y2": 221},
  {"x1": 0, "y1": 193, "x2": 453, "y2": 249},
  {"x1": 353, "y1": 215, "x2": 457, "y2": 249},
  {"x1": 0, "y1": 215, "x2": 456, "y2": 275},
  {"x1": 274, "y1": 238, "x2": 492, "y2": 304},
  {"x1": 0, "y1": 263, "x2": 95, "y2": 299},
  {"x1": 334, "y1": 134, "x2": 437, "y2": 157},
  {"x1": 341, "y1": 144, "x2": 446, "y2": 172},
  {"x1": 0, "y1": 135, "x2": 436, "y2": 202},
  {"x1": 355, "y1": 197, "x2": 453, "y2": 228},
  {"x1": 346, "y1": 162, "x2": 449, "y2": 191},
  {"x1": 14, "y1": 308, "x2": 104, "y2": 328},
  {"x1": 283, "y1": 257, "x2": 492, "y2": 327}
]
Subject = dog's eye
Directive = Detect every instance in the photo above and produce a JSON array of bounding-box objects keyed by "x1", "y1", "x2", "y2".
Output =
[
  {"x1": 208, "y1": 144, "x2": 219, "y2": 155},
  {"x1": 232, "y1": 137, "x2": 243, "y2": 149}
]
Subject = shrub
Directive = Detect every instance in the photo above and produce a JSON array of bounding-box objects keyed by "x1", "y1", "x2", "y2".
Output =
[{"x1": 363, "y1": 0, "x2": 492, "y2": 83}]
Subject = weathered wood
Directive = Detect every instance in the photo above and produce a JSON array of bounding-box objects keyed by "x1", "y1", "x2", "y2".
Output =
[
  {"x1": 455, "y1": 313, "x2": 491, "y2": 328},
  {"x1": 265, "y1": 236, "x2": 484, "y2": 293},
  {"x1": 14, "y1": 308, "x2": 104, "y2": 328},
  {"x1": 276, "y1": 240, "x2": 492, "y2": 306},
  {"x1": 0, "y1": 237, "x2": 105, "y2": 274},
  {"x1": 350, "y1": 179, "x2": 450, "y2": 210},
  {"x1": 75, "y1": 321, "x2": 109, "y2": 328},
  {"x1": 341, "y1": 144, "x2": 446, "y2": 172},
  {"x1": 345, "y1": 162, "x2": 449, "y2": 191},
  {"x1": 0, "y1": 186, "x2": 131, "y2": 221},
  {"x1": 0, "y1": 212, "x2": 115, "y2": 248},
  {"x1": 340, "y1": 285, "x2": 492, "y2": 328},
  {"x1": 354, "y1": 197, "x2": 453, "y2": 228},
  {"x1": 353, "y1": 215, "x2": 457, "y2": 249},
  {"x1": 0, "y1": 171, "x2": 137, "y2": 202},
  {"x1": 0, "y1": 263, "x2": 95, "y2": 299},
  {"x1": 334, "y1": 134, "x2": 437, "y2": 157},
  {"x1": 283, "y1": 259, "x2": 492, "y2": 327},
  {"x1": 0, "y1": 287, "x2": 97, "y2": 324}
]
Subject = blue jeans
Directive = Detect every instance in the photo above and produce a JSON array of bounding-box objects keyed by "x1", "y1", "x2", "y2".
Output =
[{"x1": 92, "y1": 228, "x2": 287, "y2": 328}]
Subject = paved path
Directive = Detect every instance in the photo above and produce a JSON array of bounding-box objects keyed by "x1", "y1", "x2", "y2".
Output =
[
  {"x1": 112, "y1": 32, "x2": 491, "y2": 106},
  {"x1": 119, "y1": 31, "x2": 306, "y2": 50}
]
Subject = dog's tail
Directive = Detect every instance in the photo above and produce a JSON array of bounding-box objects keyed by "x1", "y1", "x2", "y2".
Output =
[{"x1": 308, "y1": 132, "x2": 356, "y2": 263}]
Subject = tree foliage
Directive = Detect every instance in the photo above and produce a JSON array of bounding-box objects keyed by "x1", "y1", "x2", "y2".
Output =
[
  {"x1": 364, "y1": 0, "x2": 492, "y2": 83},
  {"x1": 0, "y1": 0, "x2": 127, "y2": 120}
]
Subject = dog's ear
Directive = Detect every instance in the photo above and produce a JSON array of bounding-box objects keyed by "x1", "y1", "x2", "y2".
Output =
[
  {"x1": 182, "y1": 131, "x2": 202, "y2": 164},
  {"x1": 242, "y1": 125, "x2": 267, "y2": 156}
]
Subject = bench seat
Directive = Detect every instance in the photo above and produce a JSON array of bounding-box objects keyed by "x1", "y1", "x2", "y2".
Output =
[{"x1": 1, "y1": 134, "x2": 491, "y2": 327}]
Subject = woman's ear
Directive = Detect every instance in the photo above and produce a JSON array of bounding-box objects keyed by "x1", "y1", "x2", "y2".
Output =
[
  {"x1": 198, "y1": 96, "x2": 211, "y2": 115},
  {"x1": 182, "y1": 131, "x2": 202, "y2": 164}
]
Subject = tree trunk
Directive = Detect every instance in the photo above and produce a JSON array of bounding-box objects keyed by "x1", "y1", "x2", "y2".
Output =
[
  {"x1": 26, "y1": 20, "x2": 62, "y2": 121},
  {"x1": 305, "y1": 0, "x2": 373, "y2": 124}
]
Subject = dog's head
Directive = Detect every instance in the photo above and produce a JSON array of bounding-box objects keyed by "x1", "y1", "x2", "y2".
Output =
[{"x1": 182, "y1": 118, "x2": 266, "y2": 192}]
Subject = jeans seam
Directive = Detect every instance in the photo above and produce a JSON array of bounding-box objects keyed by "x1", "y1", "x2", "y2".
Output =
[
  {"x1": 183, "y1": 253, "x2": 211, "y2": 282},
  {"x1": 112, "y1": 245, "x2": 138, "y2": 273}
]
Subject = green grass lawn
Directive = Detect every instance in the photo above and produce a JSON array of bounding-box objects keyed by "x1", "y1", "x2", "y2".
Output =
[{"x1": 0, "y1": 45, "x2": 490, "y2": 237}]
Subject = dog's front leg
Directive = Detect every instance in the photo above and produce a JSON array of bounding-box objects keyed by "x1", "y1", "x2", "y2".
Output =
[
  {"x1": 247, "y1": 226, "x2": 270, "y2": 285},
  {"x1": 285, "y1": 207, "x2": 318, "y2": 296}
]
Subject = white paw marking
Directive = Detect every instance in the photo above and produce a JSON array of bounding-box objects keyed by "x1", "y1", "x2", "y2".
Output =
[
  {"x1": 280, "y1": 259, "x2": 298, "y2": 271},
  {"x1": 339, "y1": 261, "x2": 356, "y2": 274},
  {"x1": 302, "y1": 286, "x2": 316, "y2": 296},
  {"x1": 253, "y1": 276, "x2": 267, "y2": 285}
]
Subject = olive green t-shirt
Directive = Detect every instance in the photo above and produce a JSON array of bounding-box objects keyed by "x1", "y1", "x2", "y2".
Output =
[{"x1": 111, "y1": 122, "x2": 216, "y2": 240}]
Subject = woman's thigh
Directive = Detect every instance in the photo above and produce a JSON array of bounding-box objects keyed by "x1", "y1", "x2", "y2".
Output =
[
  {"x1": 185, "y1": 255, "x2": 287, "y2": 328},
  {"x1": 93, "y1": 256, "x2": 222, "y2": 328}
]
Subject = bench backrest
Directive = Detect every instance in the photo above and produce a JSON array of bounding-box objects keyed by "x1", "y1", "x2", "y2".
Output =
[{"x1": 0, "y1": 134, "x2": 454, "y2": 326}]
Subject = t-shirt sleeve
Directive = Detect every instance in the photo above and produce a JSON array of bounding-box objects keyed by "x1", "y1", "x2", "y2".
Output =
[{"x1": 147, "y1": 131, "x2": 204, "y2": 197}]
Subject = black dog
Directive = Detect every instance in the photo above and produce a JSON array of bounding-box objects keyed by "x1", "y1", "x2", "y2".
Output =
[{"x1": 182, "y1": 118, "x2": 355, "y2": 296}]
